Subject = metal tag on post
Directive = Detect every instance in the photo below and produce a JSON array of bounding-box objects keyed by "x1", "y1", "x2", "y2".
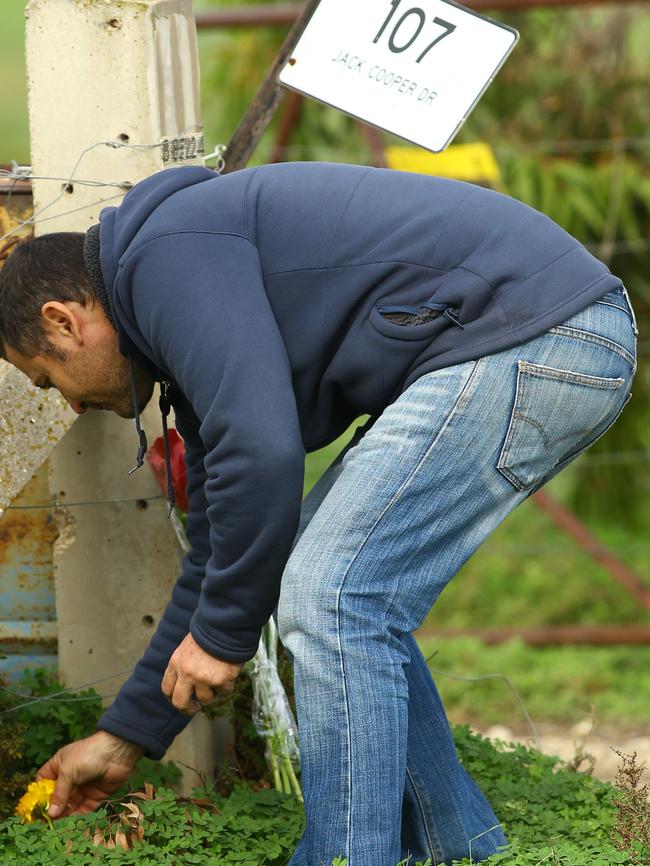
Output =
[{"x1": 279, "y1": 0, "x2": 519, "y2": 153}]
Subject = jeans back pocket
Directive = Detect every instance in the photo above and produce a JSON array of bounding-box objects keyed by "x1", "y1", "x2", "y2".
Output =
[{"x1": 497, "y1": 360, "x2": 627, "y2": 492}]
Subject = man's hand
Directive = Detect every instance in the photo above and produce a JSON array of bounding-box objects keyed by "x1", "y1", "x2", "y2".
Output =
[
  {"x1": 161, "y1": 633, "x2": 243, "y2": 714},
  {"x1": 37, "y1": 731, "x2": 144, "y2": 818}
]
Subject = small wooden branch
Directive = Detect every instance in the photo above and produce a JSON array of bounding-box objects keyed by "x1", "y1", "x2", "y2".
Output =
[{"x1": 222, "y1": 0, "x2": 322, "y2": 173}]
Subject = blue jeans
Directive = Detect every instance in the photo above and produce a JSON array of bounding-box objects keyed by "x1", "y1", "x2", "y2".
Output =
[{"x1": 277, "y1": 286, "x2": 638, "y2": 866}]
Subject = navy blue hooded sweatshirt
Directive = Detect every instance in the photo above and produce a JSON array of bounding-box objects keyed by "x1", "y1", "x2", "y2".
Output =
[{"x1": 93, "y1": 162, "x2": 620, "y2": 757}]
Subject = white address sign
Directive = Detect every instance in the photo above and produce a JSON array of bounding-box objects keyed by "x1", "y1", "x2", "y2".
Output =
[{"x1": 279, "y1": 0, "x2": 519, "y2": 153}]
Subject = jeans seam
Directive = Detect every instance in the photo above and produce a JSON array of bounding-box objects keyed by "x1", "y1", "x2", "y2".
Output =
[
  {"x1": 547, "y1": 324, "x2": 636, "y2": 370},
  {"x1": 334, "y1": 593, "x2": 353, "y2": 862},
  {"x1": 518, "y1": 360, "x2": 625, "y2": 389},
  {"x1": 496, "y1": 361, "x2": 526, "y2": 489},
  {"x1": 333, "y1": 360, "x2": 482, "y2": 862},
  {"x1": 405, "y1": 765, "x2": 441, "y2": 866},
  {"x1": 335, "y1": 360, "x2": 482, "y2": 620},
  {"x1": 383, "y1": 361, "x2": 484, "y2": 627},
  {"x1": 593, "y1": 299, "x2": 631, "y2": 316}
]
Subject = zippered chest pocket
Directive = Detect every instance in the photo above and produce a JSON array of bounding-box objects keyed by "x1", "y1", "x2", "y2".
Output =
[{"x1": 371, "y1": 301, "x2": 465, "y2": 341}]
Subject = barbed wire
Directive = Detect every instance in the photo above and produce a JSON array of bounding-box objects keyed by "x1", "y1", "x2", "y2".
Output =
[
  {"x1": 0, "y1": 165, "x2": 132, "y2": 192},
  {"x1": 257, "y1": 136, "x2": 650, "y2": 161},
  {"x1": 426, "y1": 650, "x2": 541, "y2": 749},
  {"x1": 586, "y1": 237, "x2": 650, "y2": 255},
  {"x1": 497, "y1": 135, "x2": 650, "y2": 157},
  {"x1": 0, "y1": 669, "x2": 133, "y2": 717},
  {"x1": 5, "y1": 493, "x2": 165, "y2": 511},
  {"x1": 0, "y1": 140, "x2": 121, "y2": 245},
  {"x1": 0, "y1": 646, "x2": 543, "y2": 755},
  {"x1": 4, "y1": 494, "x2": 650, "y2": 557},
  {"x1": 0, "y1": 129, "x2": 210, "y2": 247},
  {"x1": 0, "y1": 686, "x2": 117, "y2": 706},
  {"x1": 577, "y1": 450, "x2": 650, "y2": 465}
]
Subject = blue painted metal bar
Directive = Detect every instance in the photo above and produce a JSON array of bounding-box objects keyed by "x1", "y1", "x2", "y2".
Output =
[{"x1": 0, "y1": 463, "x2": 57, "y2": 684}]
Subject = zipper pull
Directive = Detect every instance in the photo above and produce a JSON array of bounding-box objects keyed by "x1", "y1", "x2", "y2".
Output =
[{"x1": 443, "y1": 308, "x2": 465, "y2": 329}]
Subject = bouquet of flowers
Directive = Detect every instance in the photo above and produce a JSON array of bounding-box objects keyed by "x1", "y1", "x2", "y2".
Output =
[{"x1": 147, "y1": 433, "x2": 302, "y2": 801}]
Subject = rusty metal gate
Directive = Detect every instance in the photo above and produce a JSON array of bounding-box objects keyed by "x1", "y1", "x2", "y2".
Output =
[{"x1": 0, "y1": 181, "x2": 58, "y2": 682}]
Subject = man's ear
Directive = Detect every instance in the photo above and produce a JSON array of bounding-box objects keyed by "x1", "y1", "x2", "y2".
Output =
[{"x1": 41, "y1": 301, "x2": 84, "y2": 346}]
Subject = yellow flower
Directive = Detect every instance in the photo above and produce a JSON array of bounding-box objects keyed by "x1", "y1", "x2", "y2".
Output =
[{"x1": 15, "y1": 779, "x2": 56, "y2": 824}]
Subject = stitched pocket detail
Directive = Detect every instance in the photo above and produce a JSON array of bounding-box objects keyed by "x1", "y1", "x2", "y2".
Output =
[
  {"x1": 547, "y1": 325, "x2": 636, "y2": 371},
  {"x1": 497, "y1": 360, "x2": 625, "y2": 492}
]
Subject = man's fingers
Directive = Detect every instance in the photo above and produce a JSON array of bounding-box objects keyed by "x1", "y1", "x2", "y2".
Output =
[
  {"x1": 68, "y1": 791, "x2": 109, "y2": 816},
  {"x1": 161, "y1": 666, "x2": 177, "y2": 699},
  {"x1": 49, "y1": 775, "x2": 73, "y2": 818},
  {"x1": 162, "y1": 635, "x2": 243, "y2": 712},
  {"x1": 193, "y1": 684, "x2": 218, "y2": 705},
  {"x1": 36, "y1": 755, "x2": 70, "y2": 819},
  {"x1": 171, "y1": 677, "x2": 201, "y2": 714},
  {"x1": 58, "y1": 789, "x2": 84, "y2": 818}
]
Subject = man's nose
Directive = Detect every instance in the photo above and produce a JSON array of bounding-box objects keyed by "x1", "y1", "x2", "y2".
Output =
[{"x1": 67, "y1": 399, "x2": 87, "y2": 415}]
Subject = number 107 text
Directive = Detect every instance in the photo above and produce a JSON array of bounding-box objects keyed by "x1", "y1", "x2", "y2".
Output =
[{"x1": 373, "y1": 0, "x2": 457, "y2": 63}]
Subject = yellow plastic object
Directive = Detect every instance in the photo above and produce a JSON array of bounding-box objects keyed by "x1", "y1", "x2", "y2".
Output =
[{"x1": 385, "y1": 142, "x2": 501, "y2": 184}]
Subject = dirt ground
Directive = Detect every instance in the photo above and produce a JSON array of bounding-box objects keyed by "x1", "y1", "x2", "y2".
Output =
[{"x1": 477, "y1": 721, "x2": 650, "y2": 783}]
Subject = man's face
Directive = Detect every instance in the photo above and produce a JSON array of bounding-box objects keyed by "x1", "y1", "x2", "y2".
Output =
[{"x1": 3, "y1": 300, "x2": 155, "y2": 418}]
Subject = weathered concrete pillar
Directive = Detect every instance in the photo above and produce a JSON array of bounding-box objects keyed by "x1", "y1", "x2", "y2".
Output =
[
  {"x1": 26, "y1": 0, "x2": 204, "y2": 232},
  {"x1": 24, "y1": 0, "x2": 216, "y2": 793}
]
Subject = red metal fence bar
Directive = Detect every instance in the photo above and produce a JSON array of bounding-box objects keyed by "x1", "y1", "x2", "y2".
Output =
[
  {"x1": 532, "y1": 490, "x2": 650, "y2": 614},
  {"x1": 195, "y1": 0, "x2": 649, "y2": 29},
  {"x1": 0, "y1": 176, "x2": 32, "y2": 195},
  {"x1": 416, "y1": 625, "x2": 650, "y2": 646}
]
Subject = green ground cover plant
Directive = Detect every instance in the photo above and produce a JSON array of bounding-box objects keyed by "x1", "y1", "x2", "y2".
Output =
[
  {"x1": 0, "y1": 671, "x2": 179, "y2": 821},
  {"x1": 1, "y1": 726, "x2": 647, "y2": 865}
]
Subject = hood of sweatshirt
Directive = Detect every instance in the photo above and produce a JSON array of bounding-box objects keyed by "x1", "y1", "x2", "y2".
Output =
[
  {"x1": 83, "y1": 165, "x2": 219, "y2": 507},
  {"x1": 94, "y1": 164, "x2": 217, "y2": 366}
]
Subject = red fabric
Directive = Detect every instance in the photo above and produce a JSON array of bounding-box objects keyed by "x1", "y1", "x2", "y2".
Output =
[{"x1": 146, "y1": 429, "x2": 189, "y2": 514}]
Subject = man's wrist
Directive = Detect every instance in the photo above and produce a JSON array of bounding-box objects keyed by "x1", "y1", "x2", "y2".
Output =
[{"x1": 93, "y1": 729, "x2": 146, "y2": 763}]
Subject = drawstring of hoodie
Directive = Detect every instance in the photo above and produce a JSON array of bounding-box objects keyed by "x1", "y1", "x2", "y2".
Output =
[
  {"x1": 127, "y1": 359, "x2": 148, "y2": 476},
  {"x1": 127, "y1": 360, "x2": 176, "y2": 518},
  {"x1": 159, "y1": 381, "x2": 176, "y2": 517}
]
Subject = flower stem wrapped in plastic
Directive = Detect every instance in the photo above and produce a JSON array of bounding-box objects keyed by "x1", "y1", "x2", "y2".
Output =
[
  {"x1": 147, "y1": 433, "x2": 303, "y2": 800},
  {"x1": 245, "y1": 619, "x2": 302, "y2": 801}
]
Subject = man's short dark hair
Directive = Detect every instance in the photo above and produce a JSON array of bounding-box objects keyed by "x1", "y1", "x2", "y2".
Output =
[{"x1": 0, "y1": 232, "x2": 96, "y2": 358}]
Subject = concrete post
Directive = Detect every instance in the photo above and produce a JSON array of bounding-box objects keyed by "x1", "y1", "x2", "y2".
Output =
[{"x1": 24, "y1": 0, "x2": 216, "y2": 794}]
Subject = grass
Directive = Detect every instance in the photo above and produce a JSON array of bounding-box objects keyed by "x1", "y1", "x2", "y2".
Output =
[
  {"x1": 0, "y1": 1, "x2": 29, "y2": 164},
  {"x1": 418, "y1": 635, "x2": 650, "y2": 728}
]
